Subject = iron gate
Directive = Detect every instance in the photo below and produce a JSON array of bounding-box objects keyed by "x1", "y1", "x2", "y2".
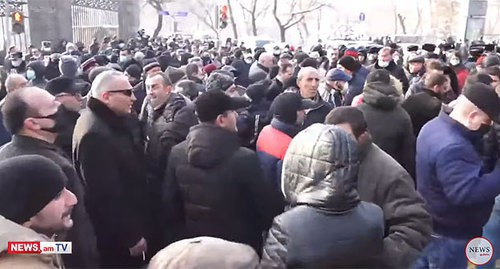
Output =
[{"x1": 71, "y1": 0, "x2": 119, "y2": 45}]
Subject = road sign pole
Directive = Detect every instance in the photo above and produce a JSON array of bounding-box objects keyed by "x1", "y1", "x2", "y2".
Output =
[{"x1": 5, "y1": 1, "x2": 11, "y2": 49}]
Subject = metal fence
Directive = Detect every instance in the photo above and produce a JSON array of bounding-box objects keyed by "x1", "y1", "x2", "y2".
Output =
[
  {"x1": 0, "y1": 1, "x2": 30, "y2": 52},
  {"x1": 71, "y1": 5, "x2": 119, "y2": 45}
]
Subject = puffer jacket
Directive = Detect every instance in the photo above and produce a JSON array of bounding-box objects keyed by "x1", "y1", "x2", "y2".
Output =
[
  {"x1": 357, "y1": 82, "x2": 415, "y2": 179},
  {"x1": 0, "y1": 216, "x2": 64, "y2": 269},
  {"x1": 163, "y1": 123, "x2": 284, "y2": 253},
  {"x1": 261, "y1": 124, "x2": 384, "y2": 268},
  {"x1": 249, "y1": 62, "x2": 269, "y2": 83}
]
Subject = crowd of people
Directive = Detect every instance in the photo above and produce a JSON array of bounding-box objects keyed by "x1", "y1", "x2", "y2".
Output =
[{"x1": 0, "y1": 32, "x2": 500, "y2": 269}]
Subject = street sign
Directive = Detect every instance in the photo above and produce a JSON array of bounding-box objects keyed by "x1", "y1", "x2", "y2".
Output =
[
  {"x1": 172, "y1": 11, "x2": 188, "y2": 17},
  {"x1": 359, "y1": 12, "x2": 366, "y2": 22},
  {"x1": 159, "y1": 10, "x2": 170, "y2": 16}
]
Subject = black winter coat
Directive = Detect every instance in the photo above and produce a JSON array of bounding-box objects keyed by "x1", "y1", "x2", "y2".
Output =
[
  {"x1": 163, "y1": 123, "x2": 284, "y2": 254},
  {"x1": 357, "y1": 82, "x2": 416, "y2": 179},
  {"x1": 54, "y1": 108, "x2": 80, "y2": 159},
  {"x1": 302, "y1": 95, "x2": 332, "y2": 129},
  {"x1": 0, "y1": 135, "x2": 98, "y2": 268},
  {"x1": 266, "y1": 77, "x2": 285, "y2": 101},
  {"x1": 73, "y1": 98, "x2": 151, "y2": 268},
  {"x1": 402, "y1": 89, "x2": 442, "y2": 137}
]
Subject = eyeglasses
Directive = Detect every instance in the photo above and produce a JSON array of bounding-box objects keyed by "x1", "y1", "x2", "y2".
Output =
[{"x1": 107, "y1": 88, "x2": 133, "y2": 97}]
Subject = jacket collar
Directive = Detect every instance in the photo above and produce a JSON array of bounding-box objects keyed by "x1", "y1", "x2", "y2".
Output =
[
  {"x1": 438, "y1": 111, "x2": 483, "y2": 141},
  {"x1": 87, "y1": 97, "x2": 128, "y2": 131},
  {"x1": 11, "y1": 135, "x2": 58, "y2": 151},
  {"x1": 357, "y1": 135, "x2": 374, "y2": 162},
  {"x1": 271, "y1": 118, "x2": 300, "y2": 138},
  {"x1": 422, "y1": 88, "x2": 442, "y2": 99},
  {"x1": 257, "y1": 63, "x2": 270, "y2": 73}
]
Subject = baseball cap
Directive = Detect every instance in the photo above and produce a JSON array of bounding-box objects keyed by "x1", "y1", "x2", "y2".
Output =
[
  {"x1": 327, "y1": 68, "x2": 351, "y2": 82},
  {"x1": 462, "y1": 82, "x2": 500, "y2": 122},
  {"x1": 195, "y1": 90, "x2": 250, "y2": 122}
]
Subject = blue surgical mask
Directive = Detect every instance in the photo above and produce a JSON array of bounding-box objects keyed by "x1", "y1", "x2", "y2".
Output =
[{"x1": 26, "y1": 69, "x2": 36, "y2": 80}]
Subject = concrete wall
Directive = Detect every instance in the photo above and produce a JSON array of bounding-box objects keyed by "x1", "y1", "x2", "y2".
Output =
[
  {"x1": 28, "y1": 0, "x2": 73, "y2": 47},
  {"x1": 119, "y1": 0, "x2": 141, "y2": 40}
]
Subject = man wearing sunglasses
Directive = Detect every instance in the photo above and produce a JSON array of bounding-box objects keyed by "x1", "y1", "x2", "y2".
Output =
[
  {"x1": 0, "y1": 86, "x2": 98, "y2": 268},
  {"x1": 73, "y1": 70, "x2": 151, "y2": 268},
  {"x1": 46, "y1": 77, "x2": 84, "y2": 158}
]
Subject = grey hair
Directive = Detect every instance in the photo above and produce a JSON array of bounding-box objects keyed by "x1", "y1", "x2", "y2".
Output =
[
  {"x1": 297, "y1": 66, "x2": 319, "y2": 82},
  {"x1": 5, "y1": 74, "x2": 27, "y2": 93},
  {"x1": 90, "y1": 70, "x2": 126, "y2": 98}
]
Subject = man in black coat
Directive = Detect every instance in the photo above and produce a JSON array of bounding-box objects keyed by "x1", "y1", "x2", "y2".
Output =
[
  {"x1": 140, "y1": 72, "x2": 198, "y2": 253},
  {"x1": 163, "y1": 90, "x2": 284, "y2": 254},
  {"x1": 0, "y1": 87, "x2": 98, "y2": 268},
  {"x1": 45, "y1": 77, "x2": 83, "y2": 158},
  {"x1": 371, "y1": 47, "x2": 409, "y2": 93},
  {"x1": 402, "y1": 72, "x2": 449, "y2": 137},
  {"x1": 297, "y1": 66, "x2": 332, "y2": 129},
  {"x1": 132, "y1": 61, "x2": 162, "y2": 115},
  {"x1": 73, "y1": 71, "x2": 151, "y2": 268}
]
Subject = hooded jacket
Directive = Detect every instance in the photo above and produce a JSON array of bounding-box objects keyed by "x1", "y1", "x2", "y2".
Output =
[
  {"x1": 343, "y1": 66, "x2": 370, "y2": 106},
  {"x1": 0, "y1": 216, "x2": 64, "y2": 269},
  {"x1": 261, "y1": 124, "x2": 384, "y2": 268},
  {"x1": 357, "y1": 82, "x2": 415, "y2": 179},
  {"x1": 163, "y1": 123, "x2": 284, "y2": 253},
  {"x1": 27, "y1": 61, "x2": 48, "y2": 89}
]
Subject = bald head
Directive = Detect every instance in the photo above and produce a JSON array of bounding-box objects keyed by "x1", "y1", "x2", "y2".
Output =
[
  {"x1": 2, "y1": 87, "x2": 59, "y2": 136},
  {"x1": 5, "y1": 74, "x2": 28, "y2": 93},
  {"x1": 450, "y1": 95, "x2": 492, "y2": 132},
  {"x1": 258, "y1": 53, "x2": 274, "y2": 68}
]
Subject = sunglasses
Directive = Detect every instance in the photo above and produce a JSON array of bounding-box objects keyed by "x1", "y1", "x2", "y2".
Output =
[{"x1": 107, "y1": 89, "x2": 133, "y2": 97}]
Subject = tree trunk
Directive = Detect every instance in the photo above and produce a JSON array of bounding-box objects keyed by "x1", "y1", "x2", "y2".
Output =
[
  {"x1": 251, "y1": 13, "x2": 258, "y2": 36},
  {"x1": 153, "y1": 14, "x2": 163, "y2": 39},
  {"x1": 227, "y1": 0, "x2": 238, "y2": 40},
  {"x1": 280, "y1": 26, "x2": 286, "y2": 42},
  {"x1": 398, "y1": 14, "x2": 407, "y2": 34}
]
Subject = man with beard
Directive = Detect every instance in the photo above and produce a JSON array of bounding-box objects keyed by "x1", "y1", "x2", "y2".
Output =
[
  {"x1": 321, "y1": 68, "x2": 351, "y2": 107},
  {"x1": 6, "y1": 51, "x2": 26, "y2": 74},
  {"x1": 371, "y1": 47, "x2": 409, "y2": 93},
  {"x1": 46, "y1": 77, "x2": 84, "y2": 158},
  {"x1": 0, "y1": 87, "x2": 98, "y2": 268},
  {"x1": 402, "y1": 73, "x2": 450, "y2": 136},
  {"x1": 0, "y1": 155, "x2": 78, "y2": 268},
  {"x1": 73, "y1": 71, "x2": 150, "y2": 268}
]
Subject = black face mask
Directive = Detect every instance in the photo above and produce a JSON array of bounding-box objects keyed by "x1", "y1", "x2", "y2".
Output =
[
  {"x1": 473, "y1": 124, "x2": 492, "y2": 136},
  {"x1": 36, "y1": 106, "x2": 72, "y2": 134}
]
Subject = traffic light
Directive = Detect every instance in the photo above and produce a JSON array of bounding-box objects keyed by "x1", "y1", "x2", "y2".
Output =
[
  {"x1": 219, "y1": 5, "x2": 228, "y2": 29},
  {"x1": 12, "y1": 11, "x2": 25, "y2": 34}
]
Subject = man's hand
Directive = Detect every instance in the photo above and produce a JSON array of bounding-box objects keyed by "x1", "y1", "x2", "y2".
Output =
[{"x1": 129, "y1": 237, "x2": 147, "y2": 257}]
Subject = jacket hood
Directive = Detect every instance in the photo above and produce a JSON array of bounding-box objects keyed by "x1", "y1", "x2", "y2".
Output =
[
  {"x1": 187, "y1": 123, "x2": 241, "y2": 169},
  {"x1": 27, "y1": 61, "x2": 46, "y2": 77},
  {"x1": 281, "y1": 124, "x2": 361, "y2": 212},
  {"x1": 0, "y1": 215, "x2": 62, "y2": 267},
  {"x1": 363, "y1": 81, "x2": 402, "y2": 110}
]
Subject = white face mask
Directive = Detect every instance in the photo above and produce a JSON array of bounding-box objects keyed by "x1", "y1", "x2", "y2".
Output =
[
  {"x1": 119, "y1": 55, "x2": 129, "y2": 63},
  {"x1": 26, "y1": 69, "x2": 36, "y2": 80},
  {"x1": 450, "y1": 58, "x2": 460, "y2": 66},
  {"x1": 378, "y1": 60, "x2": 390, "y2": 68},
  {"x1": 11, "y1": 59, "x2": 22, "y2": 67},
  {"x1": 245, "y1": 58, "x2": 253, "y2": 64}
]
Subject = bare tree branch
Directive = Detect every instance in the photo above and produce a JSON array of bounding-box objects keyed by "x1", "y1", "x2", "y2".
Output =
[
  {"x1": 290, "y1": 3, "x2": 325, "y2": 16},
  {"x1": 285, "y1": 15, "x2": 305, "y2": 29}
]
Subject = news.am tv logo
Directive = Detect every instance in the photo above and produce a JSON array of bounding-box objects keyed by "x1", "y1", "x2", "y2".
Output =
[{"x1": 7, "y1": 241, "x2": 72, "y2": 255}]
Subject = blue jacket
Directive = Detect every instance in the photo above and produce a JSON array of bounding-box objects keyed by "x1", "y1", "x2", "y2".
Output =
[
  {"x1": 256, "y1": 119, "x2": 299, "y2": 190},
  {"x1": 343, "y1": 66, "x2": 369, "y2": 106},
  {"x1": 417, "y1": 112, "x2": 500, "y2": 239}
]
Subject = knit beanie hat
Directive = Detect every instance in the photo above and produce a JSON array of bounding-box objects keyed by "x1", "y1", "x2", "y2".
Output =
[
  {"x1": 125, "y1": 64, "x2": 142, "y2": 80},
  {"x1": 206, "y1": 72, "x2": 234, "y2": 92},
  {"x1": 0, "y1": 155, "x2": 66, "y2": 224},
  {"x1": 338, "y1": 56, "x2": 361, "y2": 72},
  {"x1": 165, "y1": 66, "x2": 186, "y2": 85}
]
